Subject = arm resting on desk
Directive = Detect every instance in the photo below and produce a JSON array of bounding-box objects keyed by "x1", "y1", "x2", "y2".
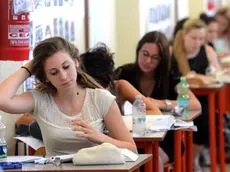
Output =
[
  {"x1": 115, "y1": 80, "x2": 162, "y2": 115},
  {"x1": 147, "y1": 90, "x2": 201, "y2": 111}
]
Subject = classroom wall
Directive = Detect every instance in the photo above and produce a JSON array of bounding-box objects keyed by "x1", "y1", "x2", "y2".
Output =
[
  {"x1": 188, "y1": 0, "x2": 207, "y2": 18},
  {"x1": 0, "y1": 61, "x2": 24, "y2": 155},
  {"x1": 115, "y1": 0, "x2": 140, "y2": 67},
  {"x1": 89, "y1": 0, "x2": 116, "y2": 53}
]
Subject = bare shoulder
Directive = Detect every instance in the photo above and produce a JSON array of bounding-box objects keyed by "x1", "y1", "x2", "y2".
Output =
[
  {"x1": 116, "y1": 79, "x2": 129, "y2": 86},
  {"x1": 205, "y1": 44, "x2": 216, "y2": 54}
]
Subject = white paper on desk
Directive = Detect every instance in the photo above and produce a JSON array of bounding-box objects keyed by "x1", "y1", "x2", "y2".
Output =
[
  {"x1": 215, "y1": 71, "x2": 230, "y2": 83},
  {"x1": 149, "y1": 115, "x2": 175, "y2": 131},
  {"x1": 122, "y1": 115, "x2": 175, "y2": 131},
  {"x1": 5, "y1": 156, "x2": 43, "y2": 163},
  {"x1": 124, "y1": 101, "x2": 132, "y2": 115},
  {"x1": 119, "y1": 148, "x2": 139, "y2": 162},
  {"x1": 14, "y1": 136, "x2": 44, "y2": 150},
  {"x1": 174, "y1": 119, "x2": 194, "y2": 127}
]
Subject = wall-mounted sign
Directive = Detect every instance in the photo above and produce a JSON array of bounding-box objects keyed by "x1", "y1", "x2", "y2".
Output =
[{"x1": 139, "y1": 0, "x2": 175, "y2": 39}]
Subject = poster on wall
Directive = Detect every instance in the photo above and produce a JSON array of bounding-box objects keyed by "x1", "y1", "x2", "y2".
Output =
[
  {"x1": 24, "y1": 0, "x2": 85, "y2": 91},
  {"x1": 139, "y1": 0, "x2": 175, "y2": 40},
  {"x1": 29, "y1": 0, "x2": 84, "y2": 51}
]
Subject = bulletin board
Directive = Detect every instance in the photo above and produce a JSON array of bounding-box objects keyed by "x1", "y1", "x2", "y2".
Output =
[
  {"x1": 24, "y1": 0, "x2": 85, "y2": 91},
  {"x1": 139, "y1": 0, "x2": 176, "y2": 40}
]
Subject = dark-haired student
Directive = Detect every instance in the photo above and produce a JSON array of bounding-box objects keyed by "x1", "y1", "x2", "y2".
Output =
[
  {"x1": 200, "y1": 13, "x2": 219, "y2": 49},
  {"x1": 80, "y1": 44, "x2": 161, "y2": 115},
  {"x1": 114, "y1": 31, "x2": 201, "y2": 165}
]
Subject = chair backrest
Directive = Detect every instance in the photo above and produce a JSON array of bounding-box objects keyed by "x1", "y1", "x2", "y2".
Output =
[{"x1": 34, "y1": 147, "x2": 46, "y2": 156}]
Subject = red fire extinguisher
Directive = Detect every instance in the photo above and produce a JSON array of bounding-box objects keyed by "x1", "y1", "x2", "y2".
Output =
[{"x1": 0, "y1": 0, "x2": 30, "y2": 61}]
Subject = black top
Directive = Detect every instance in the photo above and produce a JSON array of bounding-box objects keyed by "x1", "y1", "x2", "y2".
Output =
[
  {"x1": 114, "y1": 63, "x2": 180, "y2": 163},
  {"x1": 114, "y1": 64, "x2": 179, "y2": 100},
  {"x1": 208, "y1": 42, "x2": 215, "y2": 50},
  {"x1": 171, "y1": 45, "x2": 209, "y2": 76}
]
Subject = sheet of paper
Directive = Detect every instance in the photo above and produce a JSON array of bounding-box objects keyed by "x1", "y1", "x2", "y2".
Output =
[
  {"x1": 122, "y1": 115, "x2": 175, "y2": 131},
  {"x1": 174, "y1": 119, "x2": 194, "y2": 127},
  {"x1": 123, "y1": 101, "x2": 132, "y2": 115},
  {"x1": 119, "y1": 149, "x2": 139, "y2": 162},
  {"x1": 14, "y1": 136, "x2": 44, "y2": 150},
  {"x1": 5, "y1": 156, "x2": 43, "y2": 163}
]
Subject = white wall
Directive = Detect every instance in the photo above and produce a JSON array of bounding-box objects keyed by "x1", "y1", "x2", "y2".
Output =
[
  {"x1": 88, "y1": 0, "x2": 116, "y2": 53},
  {"x1": 176, "y1": 0, "x2": 189, "y2": 20},
  {"x1": 0, "y1": 61, "x2": 23, "y2": 155}
]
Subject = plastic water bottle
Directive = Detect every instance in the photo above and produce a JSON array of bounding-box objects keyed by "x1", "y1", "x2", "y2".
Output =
[
  {"x1": 132, "y1": 95, "x2": 146, "y2": 136},
  {"x1": 0, "y1": 115, "x2": 7, "y2": 159},
  {"x1": 176, "y1": 77, "x2": 189, "y2": 118}
]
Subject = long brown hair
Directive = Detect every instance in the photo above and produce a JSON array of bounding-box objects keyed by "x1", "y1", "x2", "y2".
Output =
[
  {"x1": 32, "y1": 37, "x2": 102, "y2": 93},
  {"x1": 135, "y1": 31, "x2": 170, "y2": 98},
  {"x1": 215, "y1": 7, "x2": 230, "y2": 35},
  {"x1": 173, "y1": 19, "x2": 206, "y2": 75},
  {"x1": 215, "y1": 7, "x2": 230, "y2": 46}
]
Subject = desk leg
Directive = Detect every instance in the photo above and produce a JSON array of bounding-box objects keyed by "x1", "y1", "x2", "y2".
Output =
[
  {"x1": 153, "y1": 142, "x2": 159, "y2": 172},
  {"x1": 209, "y1": 93, "x2": 217, "y2": 172},
  {"x1": 218, "y1": 88, "x2": 226, "y2": 172},
  {"x1": 174, "y1": 130, "x2": 182, "y2": 172},
  {"x1": 227, "y1": 85, "x2": 230, "y2": 112},
  {"x1": 136, "y1": 142, "x2": 153, "y2": 172},
  {"x1": 186, "y1": 130, "x2": 193, "y2": 172}
]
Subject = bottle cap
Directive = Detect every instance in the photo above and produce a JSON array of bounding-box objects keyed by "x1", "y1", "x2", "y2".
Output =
[
  {"x1": 135, "y1": 95, "x2": 142, "y2": 99},
  {"x1": 180, "y1": 76, "x2": 187, "y2": 83}
]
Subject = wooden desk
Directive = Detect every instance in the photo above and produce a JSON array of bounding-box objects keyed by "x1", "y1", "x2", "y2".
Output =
[
  {"x1": 163, "y1": 111, "x2": 201, "y2": 172},
  {"x1": 190, "y1": 83, "x2": 224, "y2": 172},
  {"x1": 122, "y1": 115, "x2": 167, "y2": 172},
  {"x1": 5, "y1": 154, "x2": 152, "y2": 172},
  {"x1": 134, "y1": 132, "x2": 166, "y2": 172},
  {"x1": 216, "y1": 83, "x2": 230, "y2": 172},
  {"x1": 178, "y1": 111, "x2": 201, "y2": 172}
]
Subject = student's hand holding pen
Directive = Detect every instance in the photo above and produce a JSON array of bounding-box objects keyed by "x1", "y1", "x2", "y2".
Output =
[{"x1": 71, "y1": 119, "x2": 104, "y2": 144}]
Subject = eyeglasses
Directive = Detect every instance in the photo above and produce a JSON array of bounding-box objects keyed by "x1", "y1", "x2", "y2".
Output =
[{"x1": 139, "y1": 50, "x2": 161, "y2": 62}]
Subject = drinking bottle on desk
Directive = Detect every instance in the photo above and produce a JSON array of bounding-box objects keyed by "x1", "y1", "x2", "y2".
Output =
[
  {"x1": 132, "y1": 95, "x2": 146, "y2": 136},
  {"x1": 0, "y1": 115, "x2": 7, "y2": 160},
  {"x1": 176, "y1": 77, "x2": 189, "y2": 118}
]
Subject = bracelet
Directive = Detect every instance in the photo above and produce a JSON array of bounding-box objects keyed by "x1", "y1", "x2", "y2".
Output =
[{"x1": 21, "y1": 66, "x2": 32, "y2": 77}]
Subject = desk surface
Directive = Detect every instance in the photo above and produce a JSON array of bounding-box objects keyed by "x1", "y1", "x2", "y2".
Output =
[
  {"x1": 133, "y1": 131, "x2": 167, "y2": 142},
  {"x1": 190, "y1": 82, "x2": 224, "y2": 90},
  {"x1": 163, "y1": 110, "x2": 201, "y2": 122},
  {"x1": 6, "y1": 154, "x2": 152, "y2": 172},
  {"x1": 122, "y1": 116, "x2": 167, "y2": 142}
]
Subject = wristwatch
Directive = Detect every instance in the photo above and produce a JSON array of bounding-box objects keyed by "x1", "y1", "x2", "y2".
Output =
[{"x1": 164, "y1": 99, "x2": 172, "y2": 111}]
